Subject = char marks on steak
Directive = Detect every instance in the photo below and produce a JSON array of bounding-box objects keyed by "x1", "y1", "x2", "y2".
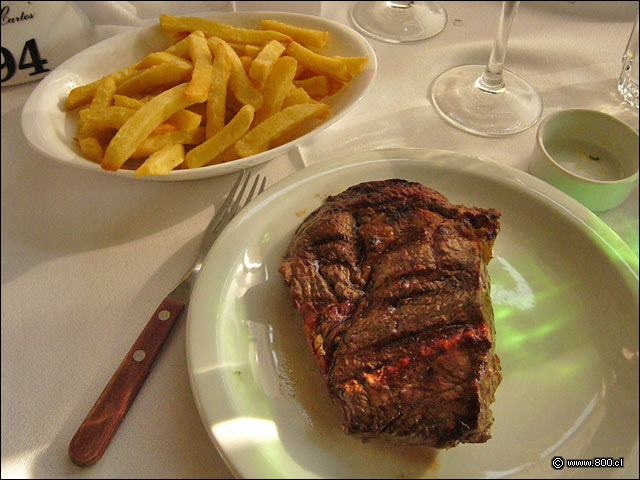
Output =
[{"x1": 278, "y1": 179, "x2": 501, "y2": 448}]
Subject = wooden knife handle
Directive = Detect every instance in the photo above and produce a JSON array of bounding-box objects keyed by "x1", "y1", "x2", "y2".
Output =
[{"x1": 69, "y1": 296, "x2": 185, "y2": 467}]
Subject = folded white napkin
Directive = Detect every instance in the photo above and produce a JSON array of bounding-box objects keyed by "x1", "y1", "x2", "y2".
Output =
[{"x1": 77, "y1": 1, "x2": 143, "y2": 26}]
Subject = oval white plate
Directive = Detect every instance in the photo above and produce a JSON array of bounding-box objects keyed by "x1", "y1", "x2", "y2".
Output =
[
  {"x1": 187, "y1": 148, "x2": 639, "y2": 478},
  {"x1": 21, "y1": 12, "x2": 376, "y2": 181}
]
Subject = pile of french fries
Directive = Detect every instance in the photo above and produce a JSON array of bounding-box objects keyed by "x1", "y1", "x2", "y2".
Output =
[{"x1": 65, "y1": 15, "x2": 368, "y2": 177}]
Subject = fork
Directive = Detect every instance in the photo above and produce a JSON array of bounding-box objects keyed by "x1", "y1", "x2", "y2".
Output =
[{"x1": 68, "y1": 170, "x2": 266, "y2": 467}]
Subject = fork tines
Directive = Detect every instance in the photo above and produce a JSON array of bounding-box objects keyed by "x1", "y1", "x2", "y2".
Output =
[{"x1": 210, "y1": 171, "x2": 266, "y2": 235}]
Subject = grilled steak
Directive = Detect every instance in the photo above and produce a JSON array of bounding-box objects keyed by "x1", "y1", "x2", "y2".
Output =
[{"x1": 279, "y1": 179, "x2": 501, "y2": 448}]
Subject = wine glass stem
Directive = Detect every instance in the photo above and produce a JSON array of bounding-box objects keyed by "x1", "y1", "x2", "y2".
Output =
[{"x1": 478, "y1": 1, "x2": 520, "y2": 93}]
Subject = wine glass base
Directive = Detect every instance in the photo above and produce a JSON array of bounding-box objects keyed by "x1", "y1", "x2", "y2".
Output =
[
  {"x1": 430, "y1": 64, "x2": 543, "y2": 136},
  {"x1": 350, "y1": 1, "x2": 447, "y2": 44}
]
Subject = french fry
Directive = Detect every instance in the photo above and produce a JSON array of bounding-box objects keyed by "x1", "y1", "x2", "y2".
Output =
[
  {"x1": 185, "y1": 32, "x2": 213, "y2": 103},
  {"x1": 102, "y1": 83, "x2": 196, "y2": 170},
  {"x1": 270, "y1": 117, "x2": 324, "y2": 148},
  {"x1": 293, "y1": 62, "x2": 305, "y2": 79},
  {"x1": 185, "y1": 104, "x2": 254, "y2": 168},
  {"x1": 282, "y1": 86, "x2": 315, "y2": 108},
  {"x1": 78, "y1": 137, "x2": 104, "y2": 163},
  {"x1": 151, "y1": 123, "x2": 177, "y2": 134},
  {"x1": 132, "y1": 127, "x2": 205, "y2": 158},
  {"x1": 285, "y1": 42, "x2": 350, "y2": 82},
  {"x1": 164, "y1": 34, "x2": 192, "y2": 59},
  {"x1": 293, "y1": 75, "x2": 329, "y2": 99},
  {"x1": 80, "y1": 106, "x2": 136, "y2": 129},
  {"x1": 113, "y1": 94, "x2": 145, "y2": 109},
  {"x1": 66, "y1": 66, "x2": 138, "y2": 110},
  {"x1": 327, "y1": 77, "x2": 344, "y2": 96},
  {"x1": 333, "y1": 56, "x2": 368, "y2": 75},
  {"x1": 116, "y1": 61, "x2": 193, "y2": 97},
  {"x1": 77, "y1": 76, "x2": 117, "y2": 140},
  {"x1": 239, "y1": 55, "x2": 253, "y2": 75},
  {"x1": 144, "y1": 84, "x2": 176, "y2": 99},
  {"x1": 169, "y1": 31, "x2": 190, "y2": 45},
  {"x1": 253, "y1": 56, "x2": 298, "y2": 125},
  {"x1": 206, "y1": 44, "x2": 232, "y2": 139},
  {"x1": 248, "y1": 40, "x2": 286, "y2": 89},
  {"x1": 207, "y1": 37, "x2": 263, "y2": 109},
  {"x1": 160, "y1": 14, "x2": 292, "y2": 44},
  {"x1": 75, "y1": 127, "x2": 115, "y2": 147},
  {"x1": 244, "y1": 44, "x2": 261, "y2": 58},
  {"x1": 235, "y1": 103, "x2": 328, "y2": 158},
  {"x1": 227, "y1": 43, "x2": 261, "y2": 58},
  {"x1": 227, "y1": 42, "x2": 247, "y2": 57},
  {"x1": 294, "y1": 68, "x2": 316, "y2": 81},
  {"x1": 260, "y1": 19, "x2": 328, "y2": 49},
  {"x1": 80, "y1": 106, "x2": 182, "y2": 134},
  {"x1": 109, "y1": 98, "x2": 201, "y2": 131},
  {"x1": 136, "y1": 52, "x2": 192, "y2": 70},
  {"x1": 135, "y1": 143, "x2": 185, "y2": 177},
  {"x1": 92, "y1": 76, "x2": 117, "y2": 106},
  {"x1": 168, "y1": 109, "x2": 202, "y2": 131},
  {"x1": 213, "y1": 145, "x2": 239, "y2": 164}
]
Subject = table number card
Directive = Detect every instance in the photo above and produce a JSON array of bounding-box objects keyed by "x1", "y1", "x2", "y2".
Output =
[{"x1": 1, "y1": 1, "x2": 95, "y2": 87}]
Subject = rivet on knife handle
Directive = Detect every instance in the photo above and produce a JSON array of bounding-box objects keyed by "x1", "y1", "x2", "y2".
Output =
[{"x1": 68, "y1": 297, "x2": 185, "y2": 467}]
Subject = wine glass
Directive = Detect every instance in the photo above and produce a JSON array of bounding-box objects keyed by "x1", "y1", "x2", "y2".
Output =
[
  {"x1": 350, "y1": 1, "x2": 447, "y2": 44},
  {"x1": 430, "y1": 1, "x2": 542, "y2": 136}
]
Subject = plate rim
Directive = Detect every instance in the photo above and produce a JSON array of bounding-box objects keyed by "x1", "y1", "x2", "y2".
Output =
[
  {"x1": 20, "y1": 10, "x2": 378, "y2": 182},
  {"x1": 186, "y1": 147, "x2": 639, "y2": 478}
]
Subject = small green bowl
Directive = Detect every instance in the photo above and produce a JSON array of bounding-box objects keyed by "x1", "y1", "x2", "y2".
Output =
[{"x1": 529, "y1": 109, "x2": 639, "y2": 212}]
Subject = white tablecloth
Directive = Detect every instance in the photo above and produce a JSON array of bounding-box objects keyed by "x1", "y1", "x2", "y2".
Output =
[{"x1": 2, "y1": 2, "x2": 638, "y2": 478}]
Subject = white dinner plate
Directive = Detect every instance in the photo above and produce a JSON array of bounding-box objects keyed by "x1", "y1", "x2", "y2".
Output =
[
  {"x1": 186, "y1": 148, "x2": 639, "y2": 478},
  {"x1": 21, "y1": 12, "x2": 376, "y2": 181}
]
